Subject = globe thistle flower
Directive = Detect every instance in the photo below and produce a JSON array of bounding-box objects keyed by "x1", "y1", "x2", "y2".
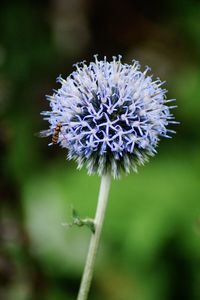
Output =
[{"x1": 41, "y1": 55, "x2": 177, "y2": 178}]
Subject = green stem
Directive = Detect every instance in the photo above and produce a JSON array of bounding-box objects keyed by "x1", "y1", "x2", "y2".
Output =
[{"x1": 77, "y1": 173, "x2": 112, "y2": 300}]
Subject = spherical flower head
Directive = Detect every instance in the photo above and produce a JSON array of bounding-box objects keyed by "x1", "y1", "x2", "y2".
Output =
[{"x1": 41, "y1": 55, "x2": 177, "y2": 178}]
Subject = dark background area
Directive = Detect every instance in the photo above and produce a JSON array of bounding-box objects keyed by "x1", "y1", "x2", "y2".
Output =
[{"x1": 1, "y1": 0, "x2": 200, "y2": 299}]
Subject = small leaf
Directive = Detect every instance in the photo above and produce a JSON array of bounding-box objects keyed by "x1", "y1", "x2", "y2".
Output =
[{"x1": 72, "y1": 208, "x2": 79, "y2": 220}]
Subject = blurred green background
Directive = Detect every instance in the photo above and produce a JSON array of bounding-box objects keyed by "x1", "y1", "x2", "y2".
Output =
[{"x1": 1, "y1": 0, "x2": 200, "y2": 299}]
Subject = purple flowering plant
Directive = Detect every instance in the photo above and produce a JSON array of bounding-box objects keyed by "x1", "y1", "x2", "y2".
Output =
[
  {"x1": 41, "y1": 55, "x2": 176, "y2": 178},
  {"x1": 40, "y1": 55, "x2": 177, "y2": 300}
]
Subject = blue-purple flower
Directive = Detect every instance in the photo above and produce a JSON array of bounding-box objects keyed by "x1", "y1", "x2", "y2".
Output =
[{"x1": 41, "y1": 55, "x2": 177, "y2": 178}]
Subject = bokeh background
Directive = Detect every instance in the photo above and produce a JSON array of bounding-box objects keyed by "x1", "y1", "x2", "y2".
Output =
[{"x1": 1, "y1": 0, "x2": 200, "y2": 299}]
